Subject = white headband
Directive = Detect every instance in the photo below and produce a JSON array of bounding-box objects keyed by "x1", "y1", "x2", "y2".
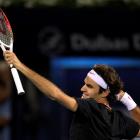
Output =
[{"x1": 87, "y1": 70, "x2": 108, "y2": 89}]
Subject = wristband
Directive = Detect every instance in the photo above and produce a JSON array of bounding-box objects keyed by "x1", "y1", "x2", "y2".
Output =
[{"x1": 120, "y1": 92, "x2": 137, "y2": 111}]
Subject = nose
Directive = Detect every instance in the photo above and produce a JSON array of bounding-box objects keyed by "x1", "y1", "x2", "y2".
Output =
[{"x1": 81, "y1": 84, "x2": 86, "y2": 92}]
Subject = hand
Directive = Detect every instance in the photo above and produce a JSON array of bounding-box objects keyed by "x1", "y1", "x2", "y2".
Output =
[
  {"x1": 116, "y1": 90, "x2": 125, "y2": 101},
  {"x1": 3, "y1": 51, "x2": 21, "y2": 68}
]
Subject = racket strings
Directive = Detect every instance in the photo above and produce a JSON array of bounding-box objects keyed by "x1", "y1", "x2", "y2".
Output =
[
  {"x1": 0, "y1": 32, "x2": 12, "y2": 46},
  {"x1": 0, "y1": 11, "x2": 13, "y2": 46}
]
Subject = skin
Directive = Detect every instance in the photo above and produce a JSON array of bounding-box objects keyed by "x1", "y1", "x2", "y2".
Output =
[
  {"x1": 117, "y1": 91, "x2": 140, "y2": 136},
  {"x1": 3, "y1": 51, "x2": 109, "y2": 111},
  {"x1": 3, "y1": 50, "x2": 140, "y2": 136},
  {"x1": 81, "y1": 76, "x2": 109, "y2": 105}
]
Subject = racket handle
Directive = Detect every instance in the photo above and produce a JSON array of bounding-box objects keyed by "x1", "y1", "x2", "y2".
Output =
[{"x1": 10, "y1": 67, "x2": 25, "y2": 95}]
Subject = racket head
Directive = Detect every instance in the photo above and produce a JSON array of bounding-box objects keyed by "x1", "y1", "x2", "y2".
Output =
[{"x1": 0, "y1": 8, "x2": 13, "y2": 49}]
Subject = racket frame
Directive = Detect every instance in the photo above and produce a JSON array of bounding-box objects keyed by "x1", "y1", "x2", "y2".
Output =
[{"x1": 0, "y1": 9, "x2": 25, "y2": 95}]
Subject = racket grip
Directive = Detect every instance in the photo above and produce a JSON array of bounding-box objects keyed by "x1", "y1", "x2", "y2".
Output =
[{"x1": 10, "y1": 67, "x2": 25, "y2": 95}]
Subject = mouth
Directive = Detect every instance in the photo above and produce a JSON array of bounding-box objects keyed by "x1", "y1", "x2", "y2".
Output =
[{"x1": 81, "y1": 94, "x2": 89, "y2": 99}]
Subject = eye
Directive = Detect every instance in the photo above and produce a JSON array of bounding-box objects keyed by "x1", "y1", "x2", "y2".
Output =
[{"x1": 86, "y1": 84, "x2": 93, "y2": 88}]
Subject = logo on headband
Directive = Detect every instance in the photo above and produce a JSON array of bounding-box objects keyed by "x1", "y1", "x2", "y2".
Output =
[{"x1": 87, "y1": 69, "x2": 108, "y2": 89}]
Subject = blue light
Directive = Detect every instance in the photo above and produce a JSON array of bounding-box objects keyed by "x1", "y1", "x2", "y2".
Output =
[{"x1": 51, "y1": 57, "x2": 140, "y2": 69}]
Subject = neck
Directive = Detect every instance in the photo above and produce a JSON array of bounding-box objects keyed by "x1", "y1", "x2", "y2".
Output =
[
  {"x1": 96, "y1": 97, "x2": 108, "y2": 105},
  {"x1": 96, "y1": 97, "x2": 112, "y2": 110}
]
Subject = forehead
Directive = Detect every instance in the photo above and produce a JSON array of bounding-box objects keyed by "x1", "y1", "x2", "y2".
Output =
[{"x1": 84, "y1": 76, "x2": 99, "y2": 87}]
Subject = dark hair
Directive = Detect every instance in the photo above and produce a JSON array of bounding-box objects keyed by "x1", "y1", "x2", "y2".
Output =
[{"x1": 93, "y1": 64, "x2": 124, "y2": 102}]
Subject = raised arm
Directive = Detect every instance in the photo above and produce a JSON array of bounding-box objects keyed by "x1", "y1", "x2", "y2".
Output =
[
  {"x1": 130, "y1": 107, "x2": 140, "y2": 125},
  {"x1": 117, "y1": 90, "x2": 140, "y2": 124},
  {"x1": 117, "y1": 90, "x2": 140, "y2": 137},
  {"x1": 4, "y1": 51, "x2": 78, "y2": 112}
]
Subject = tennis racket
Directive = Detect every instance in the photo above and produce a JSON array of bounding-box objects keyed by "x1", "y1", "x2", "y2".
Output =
[{"x1": 0, "y1": 8, "x2": 25, "y2": 95}]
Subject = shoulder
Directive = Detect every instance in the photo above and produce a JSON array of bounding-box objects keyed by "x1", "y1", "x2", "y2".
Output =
[
  {"x1": 75, "y1": 98, "x2": 103, "y2": 113},
  {"x1": 76, "y1": 98, "x2": 98, "y2": 107}
]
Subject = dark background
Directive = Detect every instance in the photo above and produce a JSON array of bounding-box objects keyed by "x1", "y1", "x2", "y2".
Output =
[{"x1": 0, "y1": 6, "x2": 140, "y2": 140}]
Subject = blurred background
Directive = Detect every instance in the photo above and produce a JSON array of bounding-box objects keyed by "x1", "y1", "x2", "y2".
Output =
[{"x1": 0, "y1": 0, "x2": 140, "y2": 140}]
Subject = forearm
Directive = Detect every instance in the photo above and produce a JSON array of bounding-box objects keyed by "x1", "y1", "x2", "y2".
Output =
[
  {"x1": 3, "y1": 51, "x2": 78, "y2": 112},
  {"x1": 16, "y1": 62, "x2": 78, "y2": 111},
  {"x1": 17, "y1": 62, "x2": 63, "y2": 100},
  {"x1": 119, "y1": 91, "x2": 140, "y2": 124},
  {"x1": 130, "y1": 106, "x2": 140, "y2": 124}
]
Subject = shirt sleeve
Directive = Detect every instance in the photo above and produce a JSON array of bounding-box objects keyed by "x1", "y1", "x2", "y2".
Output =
[{"x1": 75, "y1": 98, "x2": 99, "y2": 118}]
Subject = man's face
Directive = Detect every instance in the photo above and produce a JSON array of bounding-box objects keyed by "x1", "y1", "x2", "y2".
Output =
[{"x1": 81, "y1": 76, "x2": 101, "y2": 99}]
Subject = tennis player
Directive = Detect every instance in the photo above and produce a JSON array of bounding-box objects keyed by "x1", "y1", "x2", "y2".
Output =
[{"x1": 3, "y1": 51, "x2": 140, "y2": 140}]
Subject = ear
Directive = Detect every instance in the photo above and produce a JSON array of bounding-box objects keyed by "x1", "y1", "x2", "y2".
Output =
[{"x1": 101, "y1": 89, "x2": 110, "y2": 98}]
